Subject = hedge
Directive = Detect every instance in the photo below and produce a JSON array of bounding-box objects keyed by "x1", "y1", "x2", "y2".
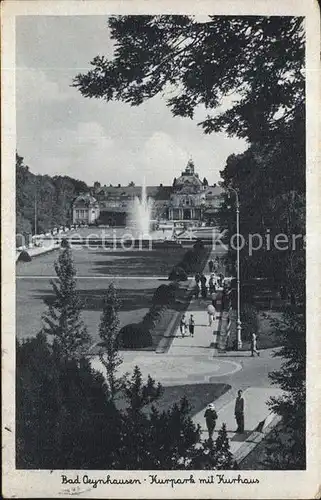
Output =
[
  {"x1": 117, "y1": 323, "x2": 153, "y2": 349},
  {"x1": 17, "y1": 250, "x2": 32, "y2": 262}
]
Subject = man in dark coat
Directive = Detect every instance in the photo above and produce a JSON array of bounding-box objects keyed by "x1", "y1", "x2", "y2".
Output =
[
  {"x1": 204, "y1": 403, "x2": 218, "y2": 440},
  {"x1": 234, "y1": 390, "x2": 245, "y2": 433}
]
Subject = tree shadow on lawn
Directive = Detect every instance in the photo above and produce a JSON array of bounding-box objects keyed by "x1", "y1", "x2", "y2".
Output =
[
  {"x1": 33, "y1": 287, "x2": 156, "y2": 312},
  {"x1": 91, "y1": 249, "x2": 185, "y2": 276}
]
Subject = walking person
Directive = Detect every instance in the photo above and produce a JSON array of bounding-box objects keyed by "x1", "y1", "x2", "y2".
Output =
[
  {"x1": 204, "y1": 403, "x2": 218, "y2": 440},
  {"x1": 189, "y1": 314, "x2": 195, "y2": 337},
  {"x1": 195, "y1": 273, "x2": 200, "y2": 285},
  {"x1": 194, "y1": 282, "x2": 200, "y2": 299},
  {"x1": 209, "y1": 275, "x2": 215, "y2": 294},
  {"x1": 207, "y1": 303, "x2": 215, "y2": 326},
  {"x1": 180, "y1": 314, "x2": 187, "y2": 337},
  {"x1": 234, "y1": 390, "x2": 245, "y2": 433},
  {"x1": 200, "y1": 273, "x2": 207, "y2": 288},
  {"x1": 208, "y1": 259, "x2": 214, "y2": 273},
  {"x1": 201, "y1": 283, "x2": 207, "y2": 299},
  {"x1": 251, "y1": 332, "x2": 260, "y2": 356}
]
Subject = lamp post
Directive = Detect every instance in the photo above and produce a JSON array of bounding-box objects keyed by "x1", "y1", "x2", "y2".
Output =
[{"x1": 228, "y1": 187, "x2": 242, "y2": 350}]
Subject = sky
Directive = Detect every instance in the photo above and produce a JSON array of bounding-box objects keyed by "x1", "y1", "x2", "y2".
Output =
[{"x1": 16, "y1": 15, "x2": 247, "y2": 187}]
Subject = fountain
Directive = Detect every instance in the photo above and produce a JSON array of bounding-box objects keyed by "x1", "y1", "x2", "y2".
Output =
[{"x1": 127, "y1": 178, "x2": 153, "y2": 238}]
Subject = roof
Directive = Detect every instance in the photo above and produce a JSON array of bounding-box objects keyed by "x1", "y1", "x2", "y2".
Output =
[
  {"x1": 205, "y1": 186, "x2": 224, "y2": 197},
  {"x1": 95, "y1": 185, "x2": 172, "y2": 200},
  {"x1": 73, "y1": 194, "x2": 99, "y2": 207}
]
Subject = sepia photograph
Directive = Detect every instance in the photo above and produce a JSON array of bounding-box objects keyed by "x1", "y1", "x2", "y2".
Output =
[{"x1": 2, "y1": 1, "x2": 320, "y2": 498}]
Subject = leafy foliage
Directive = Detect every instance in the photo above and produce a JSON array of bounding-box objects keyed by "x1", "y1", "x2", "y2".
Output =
[
  {"x1": 16, "y1": 152, "x2": 89, "y2": 234},
  {"x1": 192, "y1": 424, "x2": 236, "y2": 469},
  {"x1": 117, "y1": 323, "x2": 153, "y2": 349},
  {"x1": 16, "y1": 333, "x2": 120, "y2": 469},
  {"x1": 265, "y1": 306, "x2": 306, "y2": 469},
  {"x1": 42, "y1": 247, "x2": 90, "y2": 360},
  {"x1": 73, "y1": 16, "x2": 304, "y2": 144},
  {"x1": 98, "y1": 283, "x2": 123, "y2": 398},
  {"x1": 240, "y1": 304, "x2": 259, "y2": 341}
]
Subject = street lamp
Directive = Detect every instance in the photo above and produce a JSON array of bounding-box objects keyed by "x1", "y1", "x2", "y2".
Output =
[{"x1": 228, "y1": 187, "x2": 242, "y2": 350}]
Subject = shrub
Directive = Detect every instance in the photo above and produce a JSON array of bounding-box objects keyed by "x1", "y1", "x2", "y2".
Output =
[
  {"x1": 181, "y1": 249, "x2": 198, "y2": 273},
  {"x1": 193, "y1": 238, "x2": 204, "y2": 251},
  {"x1": 118, "y1": 323, "x2": 153, "y2": 349},
  {"x1": 17, "y1": 250, "x2": 32, "y2": 262},
  {"x1": 61, "y1": 237, "x2": 70, "y2": 248},
  {"x1": 168, "y1": 266, "x2": 188, "y2": 281},
  {"x1": 152, "y1": 284, "x2": 177, "y2": 306}
]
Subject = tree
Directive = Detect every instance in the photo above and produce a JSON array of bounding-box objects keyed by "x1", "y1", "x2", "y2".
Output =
[
  {"x1": 118, "y1": 366, "x2": 202, "y2": 469},
  {"x1": 203, "y1": 177, "x2": 208, "y2": 186},
  {"x1": 73, "y1": 16, "x2": 304, "y2": 143},
  {"x1": 191, "y1": 423, "x2": 236, "y2": 470},
  {"x1": 42, "y1": 247, "x2": 90, "y2": 360},
  {"x1": 98, "y1": 283, "x2": 123, "y2": 399},
  {"x1": 265, "y1": 306, "x2": 306, "y2": 469},
  {"x1": 128, "y1": 181, "x2": 135, "y2": 186},
  {"x1": 16, "y1": 333, "x2": 121, "y2": 469}
]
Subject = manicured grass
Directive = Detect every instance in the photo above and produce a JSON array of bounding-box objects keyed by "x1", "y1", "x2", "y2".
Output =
[
  {"x1": 116, "y1": 383, "x2": 231, "y2": 417},
  {"x1": 16, "y1": 245, "x2": 188, "y2": 343}
]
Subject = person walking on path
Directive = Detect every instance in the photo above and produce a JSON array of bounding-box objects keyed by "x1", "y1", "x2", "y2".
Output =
[
  {"x1": 201, "y1": 283, "x2": 207, "y2": 299},
  {"x1": 235, "y1": 390, "x2": 245, "y2": 433},
  {"x1": 195, "y1": 273, "x2": 200, "y2": 285},
  {"x1": 189, "y1": 314, "x2": 195, "y2": 337},
  {"x1": 208, "y1": 259, "x2": 214, "y2": 273},
  {"x1": 251, "y1": 333, "x2": 260, "y2": 356},
  {"x1": 194, "y1": 282, "x2": 200, "y2": 299},
  {"x1": 204, "y1": 403, "x2": 218, "y2": 440},
  {"x1": 207, "y1": 304, "x2": 215, "y2": 326},
  {"x1": 200, "y1": 273, "x2": 207, "y2": 288},
  {"x1": 180, "y1": 314, "x2": 187, "y2": 337},
  {"x1": 211, "y1": 291, "x2": 217, "y2": 308},
  {"x1": 209, "y1": 275, "x2": 215, "y2": 294}
]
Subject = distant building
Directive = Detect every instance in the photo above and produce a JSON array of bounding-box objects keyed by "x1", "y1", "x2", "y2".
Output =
[
  {"x1": 72, "y1": 159, "x2": 224, "y2": 225},
  {"x1": 167, "y1": 159, "x2": 224, "y2": 222},
  {"x1": 72, "y1": 194, "x2": 100, "y2": 224}
]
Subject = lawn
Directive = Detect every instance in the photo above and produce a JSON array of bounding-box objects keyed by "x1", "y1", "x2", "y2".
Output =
[
  {"x1": 16, "y1": 245, "x2": 188, "y2": 344},
  {"x1": 228, "y1": 310, "x2": 283, "y2": 351},
  {"x1": 116, "y1": 383, "x2": 231, "y2": 417}
]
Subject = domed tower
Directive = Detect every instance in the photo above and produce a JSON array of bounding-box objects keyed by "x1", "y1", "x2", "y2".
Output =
[{"x1": 185, "y1": 158, "x2": 195, "y2": 175}]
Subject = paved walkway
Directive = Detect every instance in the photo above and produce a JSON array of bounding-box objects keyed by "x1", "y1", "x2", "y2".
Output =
[
  {"x1": 89, "y1": 245, "x2": 283, "y2": 465},
  {"x1": 194, "y1": 386, "x2": 283, "y2": 457},
  {"x1": 163, "y1": 248, "x2": 283, "y2": 460}
]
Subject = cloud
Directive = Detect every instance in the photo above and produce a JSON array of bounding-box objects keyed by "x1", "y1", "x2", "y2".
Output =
[
  {"x1": 140, "y1": 132, "x2": 189, "y2": 183},
  {"x1": 16, "y1": 67, "x2": 76, "y2": 104},
  {"x1": 30, "y1": 121, "x2": 114, "y2": 184}
]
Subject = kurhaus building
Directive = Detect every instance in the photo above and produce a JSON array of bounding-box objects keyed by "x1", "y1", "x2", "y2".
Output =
[{"x1": 72, "y1": 159, "x2": 224, "y2": 226}]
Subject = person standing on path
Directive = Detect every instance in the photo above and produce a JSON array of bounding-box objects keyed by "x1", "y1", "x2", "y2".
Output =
[
  {"x1": 180, "y1": 314, "x2": 187, "y2": 337},
  {"x1": 204, "y1": 403, "x2": 218, "y2": 440},
  {"x1": 189, "y1": 314, "x2": 195, "y2": 337},
  {"x1": 194, "y1": 282, "x2": 200, "y2": 299},
  {"x1": 207, "y1": 304, "x2": 215, "y2": 326},
  {"x1": 251, "y1": 333, "x2": 260, "y2": 356},
  {"x1": 234, "y1": 390, "x2": 245, "y2": 433},
  {"x1": 208, "y1": 259, "x2": 214, "y2": 273}
]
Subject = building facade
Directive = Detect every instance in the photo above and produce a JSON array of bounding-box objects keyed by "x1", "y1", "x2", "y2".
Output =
[
  {"x1": 72, "y1": 194, "x2": 100, "y2": 224},
  {"x1": 72, "y1": 160, "x2": 224, "y2": 225}
]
